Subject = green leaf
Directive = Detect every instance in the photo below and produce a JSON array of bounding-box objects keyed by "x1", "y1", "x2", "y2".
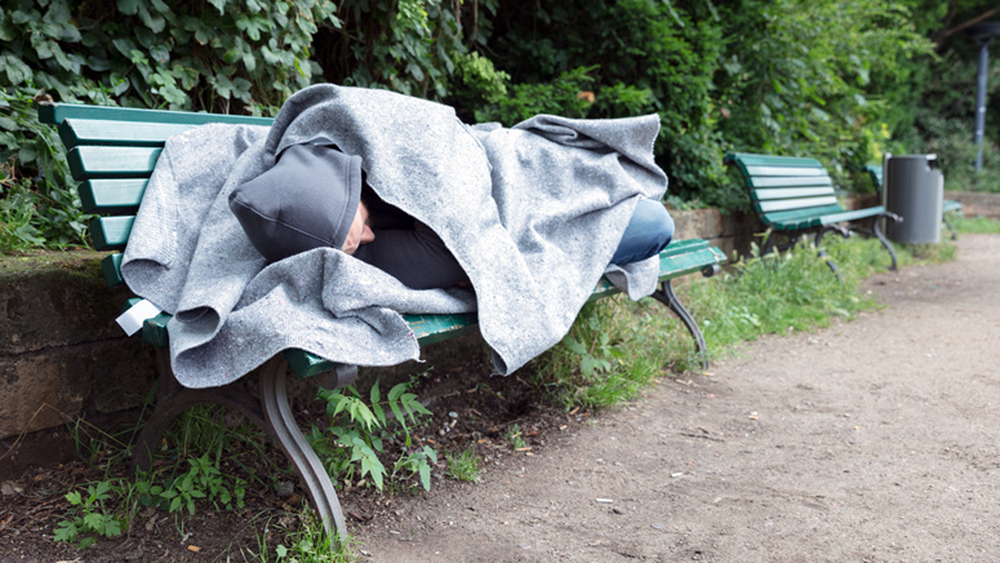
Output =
[
  {"x1": 207, "y1": 0, "x2": 227, "y2": 14},
  {"x1": 117, "y1": 0, "x2": 140, "y2": 15},
  {"x1": 223, "y1": 48, "x2": 242, "y2": 65},
  {"x1": 103, "y1": 519, "x2": 123, "y2": 538},
  {"x1": 83, "y1": 512, "x2": 104, "y2": 532},
  {"x1": 388, "y1": 382, "x2": 408, "y2": 402},
  {"x1": 419, "y1": 462, "x2": 431, "y2": 490},
  {"x1": 563, "y1": 337, "x2": 587, "y2": 356},
  {"x1": 53, "y1": 521, "x2": 77, "y2": 542}
]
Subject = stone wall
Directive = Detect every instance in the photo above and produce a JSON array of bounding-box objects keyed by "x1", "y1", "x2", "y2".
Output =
[{"x1": 1, "y1": 253, "x2": 158, "y2": 440}]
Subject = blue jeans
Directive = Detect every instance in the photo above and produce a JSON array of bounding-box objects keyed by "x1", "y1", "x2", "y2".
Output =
[{"x1": 611, "y1": 198, "x2": 675, "y2": 265}]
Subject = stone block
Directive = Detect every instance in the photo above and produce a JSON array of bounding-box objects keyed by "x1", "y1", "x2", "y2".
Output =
[
  {"x1": 0, "y1": 337, "x2": 156, "y2": 439},
  {"x1": 1, "y1": 251, "x2": 131, "y2": 356}
]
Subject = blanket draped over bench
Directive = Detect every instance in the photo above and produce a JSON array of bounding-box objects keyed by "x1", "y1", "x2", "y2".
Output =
[{"x1": 120, "y1": 84, "x2": 668, "y2": 389}]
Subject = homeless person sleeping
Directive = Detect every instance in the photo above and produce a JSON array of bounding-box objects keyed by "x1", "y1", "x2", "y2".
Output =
[{"x1": 119, "y1": 83, "x2": 675, "y2": 389}]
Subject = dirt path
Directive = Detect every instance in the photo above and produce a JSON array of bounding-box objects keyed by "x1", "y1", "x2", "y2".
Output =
[{"x1": 352, "y1": 234, "x2": 1000, "y2": 562}]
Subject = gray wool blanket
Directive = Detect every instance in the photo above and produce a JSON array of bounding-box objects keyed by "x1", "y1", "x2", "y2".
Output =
[{"x1": 121, "y1": 84, "x2": 668, "y2": 389}]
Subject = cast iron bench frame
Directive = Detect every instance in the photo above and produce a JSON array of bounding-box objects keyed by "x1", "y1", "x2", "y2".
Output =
[
  {"x1": 726, "y1": 152, "x2": 901, "y2": 276},
  {"x1": 40, "y1": 101, "x2": 726, "y2": 544}
]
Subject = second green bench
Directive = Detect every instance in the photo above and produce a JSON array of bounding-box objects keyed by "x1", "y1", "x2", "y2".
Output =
[{"x1": 726, "y1": 151, "x2": 901, "y2": 275}]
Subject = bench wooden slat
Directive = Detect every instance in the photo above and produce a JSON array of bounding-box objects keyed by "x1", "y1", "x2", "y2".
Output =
[
  {"x1": 658, "y1": 237, "x2": 708, "y2": 256},
  {"x1": 765, "y1": 205, "x2": 888, "y2": 230},
  {"x1": 166, "y1": 243, "x2": 725, "y2": 378},
  {"x1": 756, "y1": 196, "x2": 839, "y2": 213},
  {"x1": 68, "y1": 146, "x2": 161, "y2": 180},
  {"x1": 760, "y1": 204, "x2": 845, "y2": 226},
  {"x1": 125, "y1": 237, "x2": 727, "y2": 372},
  {"x1": 39, "y1": 101, "x2": 274, "y2": 127},
  {"x1": 60, "y1": 118, "x2": 198, "y2": 148},
  {"x1": 744, "y1": 165, "x2": 827, "y2": 177},
  {"x1": 80, "y1": 178, "x2": 147, "y2": 213},
  {"x1": 730, "y1": 152, "x2": 824, "y2": 168},
  {"x1": 753, "y1": 186, "x2": 836, "y2": 200},
  {"x1": 101, "y1": 254, "x2": 125, "y2": 287},
  {"x1": 89, "y1": 216, "x2": 134, "y2": 250},
  {"x1": 814, "y1": 205, "x2": 889, "y2": 225},
  {"x1": 749, "y1": 175, "x2": 832, "y2": 190}
]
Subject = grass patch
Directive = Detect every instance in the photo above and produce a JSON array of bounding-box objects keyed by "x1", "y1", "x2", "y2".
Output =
[
  {"x1": 445, "y1": 448, "x2": 482, "y2": 483},
  {"x1": 526, "y1": 233, "x2": 960, "y2": 414},
  {"x1": 952, "y1": 213, "x2": 1000, "y2": 234}
]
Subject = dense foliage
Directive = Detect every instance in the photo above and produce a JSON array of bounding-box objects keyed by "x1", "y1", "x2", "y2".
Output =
[{"x1": 1, "y1": 0, "x2": 998, "y2": 251}]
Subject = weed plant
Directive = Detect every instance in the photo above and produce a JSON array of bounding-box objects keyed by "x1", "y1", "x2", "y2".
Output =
[
  {"x1": 445, "y1": 448, "x2": 482, "y2": 483},
  {"x1": 504, "y1": 423, "x2": 527, "y2": 450},
  {"x1": 309, "y1": 378, "x2": 438, "y2": 492}
]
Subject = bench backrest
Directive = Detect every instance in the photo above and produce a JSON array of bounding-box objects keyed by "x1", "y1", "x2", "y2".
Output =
[
  {"x1": 38, "y1": 102, "x2": 273, "y2": 286},
  {"x1": 865, "y1": 164, "x2": 883, "y2": 189},
  {"x1": 726, "y1": 152, "x2": 844, "y2": 228}
]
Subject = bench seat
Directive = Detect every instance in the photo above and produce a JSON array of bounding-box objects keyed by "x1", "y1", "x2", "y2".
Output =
[{"x1": 41, "y1": 100, "x2": 726, "y2": 545}]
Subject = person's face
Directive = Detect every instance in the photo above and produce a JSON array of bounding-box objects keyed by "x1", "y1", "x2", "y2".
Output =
[{"x1": 341, "y1": 200, "x2": 375, "y2": 255}]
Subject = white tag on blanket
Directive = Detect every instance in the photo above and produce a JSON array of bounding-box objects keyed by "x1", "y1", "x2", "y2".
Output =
[{"x1": 116, "y1": 299, "x2": 163, "y2": 336}]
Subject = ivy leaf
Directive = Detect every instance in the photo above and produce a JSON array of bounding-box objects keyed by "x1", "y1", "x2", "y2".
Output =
[
  {"x1": 222, "y1": 48, "x2": 242, "y2": 65},
  {"x1": 207, "y1": 0, "x2": 228, "y2": 15},
  {"x1": 138, "y1": 4, "x2": 166, "y2": 33},
  {"x1": 117, "y1": 0, "x2": 140, "y2": 15},
  {"x1": 149, "y1": 44, "x2": 170, "y2": 64}
]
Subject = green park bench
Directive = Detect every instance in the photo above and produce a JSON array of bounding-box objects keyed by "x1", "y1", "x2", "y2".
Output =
[
  {"x1": 39, "y1": 101, "x2": 726, "y2": 544},
  {"x1": 726, "y1": 152, "x2": 901, "y2": 276},
  {"x1": 864, "y1": 162, "x2": 961, "y2": 240}
]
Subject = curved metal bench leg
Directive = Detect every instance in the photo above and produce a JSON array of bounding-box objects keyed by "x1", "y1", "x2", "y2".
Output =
[
  {"x1": 653, "y1": 279, "x2": 709, "y2": 370},
  {"x1": 943, "y1": 214, "x2": 959, "y2": 241},
  {"x1": 131, "y1": 347, "x2": 266, "y2": 474},
  {"x1": 872, "y1": 213, "x2": 900, "y2": 271},
  {"x1": 815, "y1": 226, "x2": 849, "y2": 282},
  {"x1": 259, "y1": 356, "x2": 347, "y2": 542}
]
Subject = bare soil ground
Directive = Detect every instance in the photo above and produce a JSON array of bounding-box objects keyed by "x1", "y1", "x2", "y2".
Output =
[{"x1": 3, "y1": 234, "x2": 999, "y2": 562}]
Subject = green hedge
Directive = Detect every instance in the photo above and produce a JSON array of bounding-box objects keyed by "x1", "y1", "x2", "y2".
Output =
[{"x1": 2, "y1": 0, "x2": 995, "y2": 252}]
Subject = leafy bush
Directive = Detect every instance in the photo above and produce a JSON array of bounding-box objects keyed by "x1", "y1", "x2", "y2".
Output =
[
  {"x1": 483, "y1": 0, "x2": 934, "y2": 207},
  {"x1": 0, "y1": 88, "x2": 89, "y2": 251},
  {"x1": 0, "y1": 0, "x2": 989, "y2": 252}
]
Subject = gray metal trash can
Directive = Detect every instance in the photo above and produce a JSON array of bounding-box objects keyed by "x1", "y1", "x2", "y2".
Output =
[{"x1": 884, "y1": 154, "x2": 944, "y2": 244}]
